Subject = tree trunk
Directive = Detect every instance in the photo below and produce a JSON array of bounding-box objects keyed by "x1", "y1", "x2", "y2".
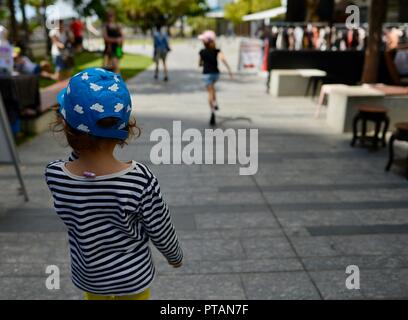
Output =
[
  {"x1": 399, "y1": 0, "x2": 408, "y2": 22},
  {"x1": 361, "y1": 0, "x2": 388, "y2": 83},
  {"x1": 41, "y1": 0, "x2": 51, "y2": 56},
  {"x1": 7, "y1": 0, "x2": 19, "y2": 44},
  {"x1": 19, "y1": 0, "x2": 30, "y2": 54}
]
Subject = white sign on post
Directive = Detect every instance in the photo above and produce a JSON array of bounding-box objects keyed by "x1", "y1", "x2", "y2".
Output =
[
  {"x1": 0, "y1": 94, "x2": 29, "y2": 201},
  {"x1": 238, "y1": 39, "x2": 263, "y2": 73}
]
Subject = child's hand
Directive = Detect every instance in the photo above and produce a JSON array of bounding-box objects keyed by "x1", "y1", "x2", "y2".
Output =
[{"x1": 169, "y1": 261, "x2": 183, "y2": 268}]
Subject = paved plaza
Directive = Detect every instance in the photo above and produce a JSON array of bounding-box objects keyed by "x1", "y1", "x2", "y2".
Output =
[{"x1": 1, "y1": 40, "x2": 408, "y2": 299}]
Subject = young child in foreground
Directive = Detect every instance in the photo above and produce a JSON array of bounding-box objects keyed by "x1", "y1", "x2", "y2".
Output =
[{"x1": 45, "y1": 67, "x2": 183, "y2": 300}]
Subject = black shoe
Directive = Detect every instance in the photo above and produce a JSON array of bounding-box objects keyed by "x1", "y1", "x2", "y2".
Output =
[
  {"x1": 154, "y1": 74, "x2": 158, "y2": 80},
  {"x1": 164, "y1": 76, "x2": 168, "y2": 82},
  {"x1": 210, "y1": 113, "x2": 216, "y2": 126}
]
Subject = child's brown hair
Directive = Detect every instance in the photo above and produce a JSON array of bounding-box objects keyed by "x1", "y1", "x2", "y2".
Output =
[{"x1": 51, "y1": 108, "x2": 141, "y2": 152}]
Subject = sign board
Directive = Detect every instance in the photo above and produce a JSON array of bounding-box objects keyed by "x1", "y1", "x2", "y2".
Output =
[
  {"x1": 0, "y1": 95, "x2": 29, "y2": 201},
  {"x1": 238, "y1": 39, "x2": 263, "y2": 73}
]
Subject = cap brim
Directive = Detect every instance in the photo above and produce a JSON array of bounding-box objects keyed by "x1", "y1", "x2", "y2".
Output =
[{"x1": 57, "y1": 88, "x2": 67, "y2": 108}]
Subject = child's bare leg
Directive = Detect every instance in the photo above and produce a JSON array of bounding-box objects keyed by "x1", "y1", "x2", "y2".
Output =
[
  {"x1": 112, "y1": 57, "x2": 120, "y2": 74},
  {"x1": 212, "y1": 86, "x2": 218, "y2": 108},
  {"x1": 207, "y1": 85, "x2": 215, "y2": 111},
  {"x1": 163, "y1": 58, "x2": 168, "y2": 79}
]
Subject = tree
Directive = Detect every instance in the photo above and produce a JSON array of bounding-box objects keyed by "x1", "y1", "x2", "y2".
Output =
[
  {"x1": 27, "y1": 0, "x2": 55, "y2": 55},
  {"x1": 224, "y1": 0, "x2": 282, "y2": 24},
  {"x1": 120, "y1": 0, "x2": 208, "y2": 32},
  {"x1": 19, "y1": 0, "x2": 30, "y2": 53},
  {"x1": 7, "y1": 0, "x2": 19, "y2": 43},
  {"x1": 361, "y1": 0, "x2": 388, "y2": 83}
]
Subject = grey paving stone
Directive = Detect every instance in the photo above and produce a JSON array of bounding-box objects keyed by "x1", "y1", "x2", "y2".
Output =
[
  {"x1": 275, "y1": 210, "x2": 362, "y2": 228},
  {"x1": 0, "y1": 263, "x2": 71, "y2": 277},
  {"x1": 194, "y1": 212, "x2": 278, "y2": 229},
  {"x1": 359, "y1": 268, "x2": 408, "y2": 299},
  {"x1": 308, "y1": 270, "x2": 365, "y2": 300},
  {"x1": 241, "y1": 237, "x2": 296, "y2": 259},
  {"x1": 302, "y1": 255, "x2": 408, "y2": 271},
  {"x1": 290, "y1": 237, "x2": 342, "y2": 257},
  {"x1": 0, "y1": 277, "x2": 82, "y2": 300},
  {"x1": 0, "y1": 214, "x2": 66, "y2": 233},
  {"x1": 154, "y1": 258, "x2": 303, "y2": 275},
  {"x1": 176, "y1": 238, "x2": 246, "y2": 261},
  {"x1": 307, "y1": 224, "x2": 408, "y2": 236},
  {"x1": 241, "y1": 272, "x2": 321, "y2": 300},
  {"x1": 170, "y1": 203, "x2": 269, "y2": 215},
  {"x1": 331, "y1": 235, "x2": 408, "y2": 256},
  {"x1": 354, "y1": 209, "x2": 408, "y2": 225},
  {"x1": 151, "y1": 275, "x2": 246, "y2": 300},
  {"x1": 270, "y1": 201, "x2": 408, "y2": 212},
  {"x1": 177, "y1": 228, "x2": 284, "y2": 240},
  {"x1": 171, "y1": 212, "x2": 196, "y2": 230},
  {"x1": 264, "y1": 190, "x2": 340, "y2": 204}
]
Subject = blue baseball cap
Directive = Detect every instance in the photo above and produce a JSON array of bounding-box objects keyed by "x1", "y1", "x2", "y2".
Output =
[{"x1": 57, "y1": 68, "x2": 132, "y2": 140}]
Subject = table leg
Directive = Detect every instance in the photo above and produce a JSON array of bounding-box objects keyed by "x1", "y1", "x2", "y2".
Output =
[{"x1": 385, "y1": 134, "x2": 396, "y2": 172}]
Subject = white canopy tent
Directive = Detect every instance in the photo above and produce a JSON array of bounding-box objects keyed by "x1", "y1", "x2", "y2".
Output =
[{"x1": 243, "y1": 6, "x2": 287, "y2": 22}]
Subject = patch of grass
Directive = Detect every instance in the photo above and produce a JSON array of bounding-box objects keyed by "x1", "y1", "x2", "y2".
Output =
[{"x1": 39, "y1": 51, "x2": 152, "y2": 88}]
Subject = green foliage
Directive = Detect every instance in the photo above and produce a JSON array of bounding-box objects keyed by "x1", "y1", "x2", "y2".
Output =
[
  {"x1": 225, "y1": 0, "x2": 282, "y2": 24},
  {"x1": 119, "y1": 0, "x2": 209, "y2": 31},
  {"x1": 187, "y1": 16, "x2": 216, "y2": 35}
]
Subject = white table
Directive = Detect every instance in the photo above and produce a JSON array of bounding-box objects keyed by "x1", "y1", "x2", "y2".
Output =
[{"x1": 270, "y1": 69, "x2": 327, "y2": 97}]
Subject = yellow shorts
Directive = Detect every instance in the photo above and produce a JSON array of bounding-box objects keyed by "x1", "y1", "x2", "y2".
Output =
[{"x1": 84, "y1": 288, "x2": 150, "y2": 300}]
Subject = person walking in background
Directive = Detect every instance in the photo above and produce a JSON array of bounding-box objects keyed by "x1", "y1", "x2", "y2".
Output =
[
  {"x1": 198, "y1": 30, "x2": 233, "y2": 126},
  {"x1": 103, "y1": 10, "x2": 124, "y2": 74},
  {"x1": 70, "y1": 18, "x2": 84, "y2": 52},
  {"x1": 49, "y1": 20, "x2": 74, "y2": 81},
  {"x1": 45, "y1": 68, "x2": 183, "y2": 300},
  {"x1": 153, "y1": 24, "x2": 171, "y2": 81}
]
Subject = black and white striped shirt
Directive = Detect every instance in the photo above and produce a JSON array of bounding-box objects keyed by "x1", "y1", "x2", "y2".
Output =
[{"x1": 45, "y1": 157, "x2": 183, "y2": 295}]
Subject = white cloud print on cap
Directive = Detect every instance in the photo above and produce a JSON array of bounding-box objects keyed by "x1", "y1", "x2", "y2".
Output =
[{"x1": 57, "y1": 67, "x2": 133, "y2": 140}]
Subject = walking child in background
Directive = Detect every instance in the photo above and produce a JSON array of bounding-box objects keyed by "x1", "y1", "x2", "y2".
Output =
[
  {"x1": 45, "y1": 68, "x2": 183, "y2": 300},
  {"x1": 198, "y1": 30, "x2": 233, "y2": 126},
  {"x1": 153, "y1": 25, "x2": 171, "y2": 81}
]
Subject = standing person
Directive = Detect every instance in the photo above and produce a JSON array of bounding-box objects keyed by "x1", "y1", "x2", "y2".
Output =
[
  {"x1": 45, "y1": 68, "x2": 183, "y2": 300},
  {"x1": 70, "y1": 18, "x2": 84, "y2": 52},
  {"x1": 198, "y1": 30, "x2": 232, "y2": 126},
  {"x1": 153, "y1": 25, "x2": 171, "y2": 81},
  {"x1": 103, "y1": 10, "x2": 124, "y2": 74},
  {"x1": 49, "y1": 20, "x2": 74, "y2": 81}
]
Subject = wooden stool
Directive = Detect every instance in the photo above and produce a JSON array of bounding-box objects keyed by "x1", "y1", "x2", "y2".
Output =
[
  {"x1": 385, "y1": 123, "x2": 408, "y2": 179},
  {"x1": 351, "y1": 105, "x2": 390, "y2": 148}
]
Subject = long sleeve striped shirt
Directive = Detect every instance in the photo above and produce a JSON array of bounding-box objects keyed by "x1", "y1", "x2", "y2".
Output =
[{"x1": 44, "y1": 156, "x2": 183, "y2": 295}]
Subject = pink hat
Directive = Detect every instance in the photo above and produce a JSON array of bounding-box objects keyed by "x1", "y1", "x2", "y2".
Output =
[{"x1": 198, "y1": 30, "x2": 216, "y2": 43}]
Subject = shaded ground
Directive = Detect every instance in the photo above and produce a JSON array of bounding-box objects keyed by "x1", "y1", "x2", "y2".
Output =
[{"x1": 1, "y1": 40, "x2": 408, "y2": 299}]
